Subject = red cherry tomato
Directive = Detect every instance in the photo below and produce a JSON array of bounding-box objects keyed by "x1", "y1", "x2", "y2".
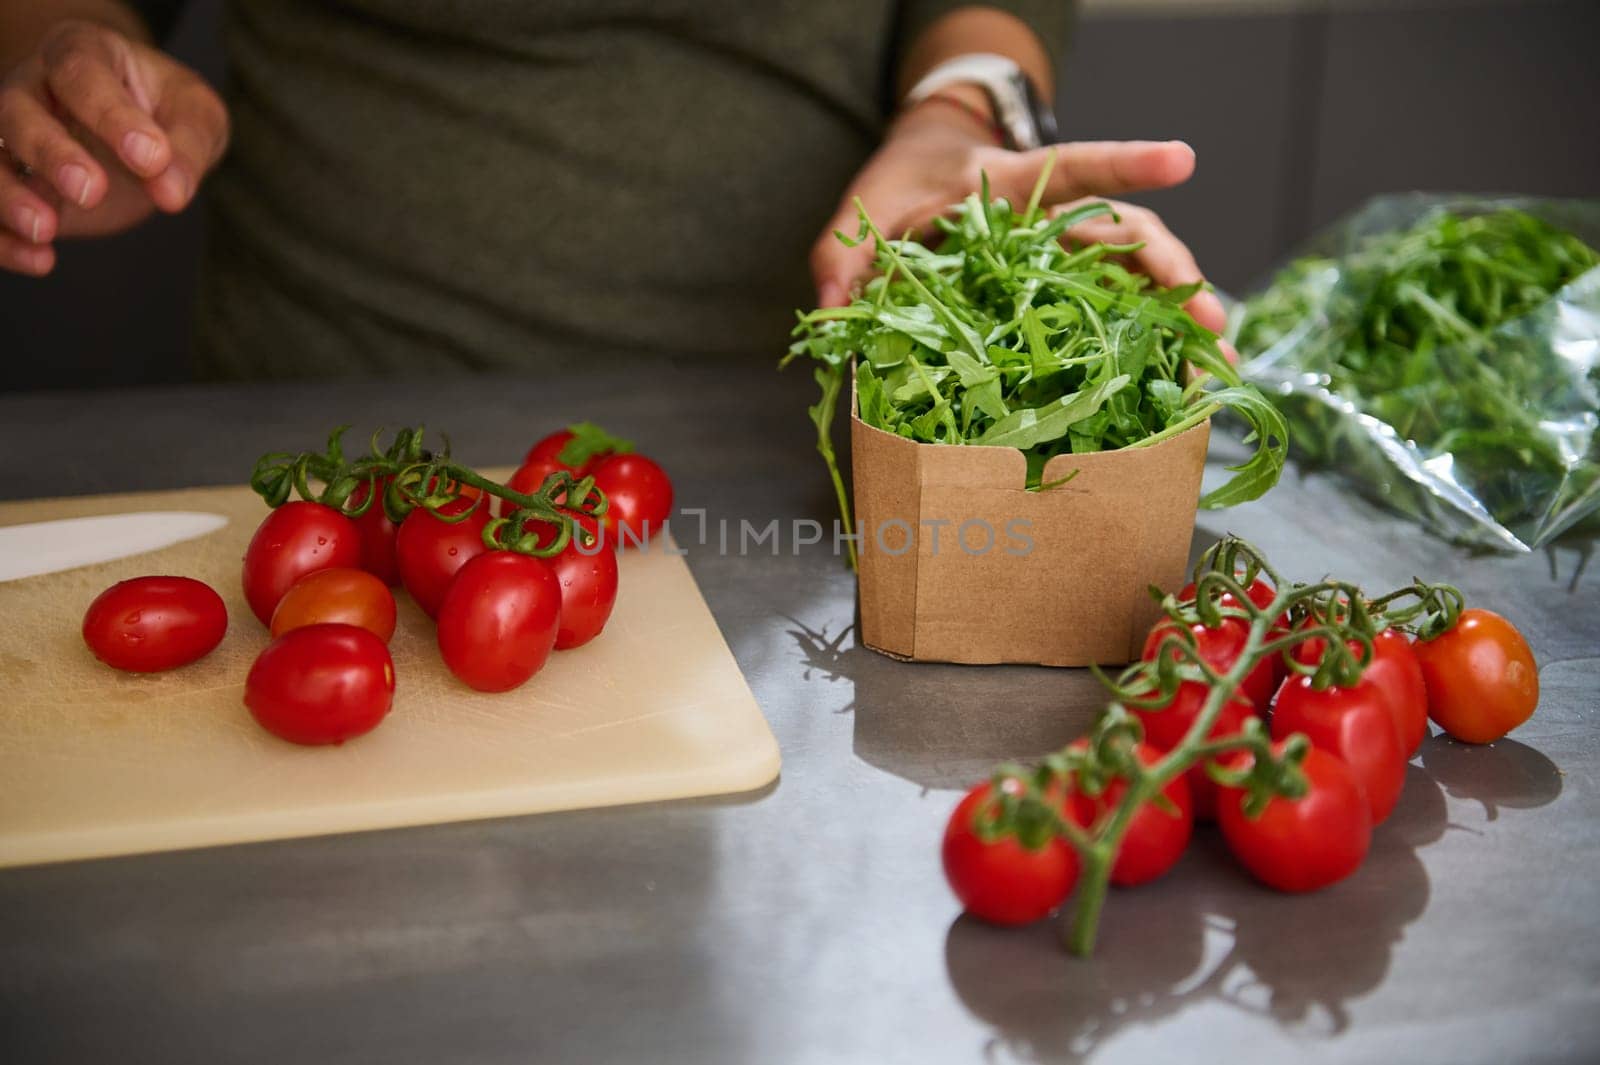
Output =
[
  {"x1": 1139, "y1": 610, "x2": 1260, "y2": 815},
  {"x1": 82, "y1": 575, "x2": 228, "y2": 672},
  {"x1": 437, "y1": 551, "x2": 563, "y2": 692},
  {"x1": 394, "y1": 497, "x2": 492, "y2": 619},
  {"x1": 1134, "y1": 620, "x2": 1259, "y2": 822},
  {"x1": 349, "y1": 477, "x2": 401, "y2": 586},
  {"x1": 1069, "y1": 742, "x2": 1193, "y2": 887},
  {"x1": 244, "y1": 624, "x2": 395, "y2": 745},
  {"x1": 270, "y1": 567, "x2": 397, "y2": 643},
  {"x1": 942, "y1": 779, "x2": 1080, "y2": 926},
  {"x1": 1218, "y1": 745, "x2": 1372, "y2": 893},
  {"x1": 1366, "y1": 630, "x2": 1429, "y2": 755},
  {"x1": 1294, "y1": 627, "x2": 1429, "y2": 755},
  {"x1": 523, "y1": 429, "x2": 581, "y2": 471},
  {"x1": 1177, "y1": 575, "x2": 1281, "y2": 618},
  {"x1": 241, "y1": 502, "x2": 363, "y2": 626},
  {"x1": 532, "y1": 514, "x2": 619, "y2": 650},
  {"x1": 1272, "y1": 673, "x2": 1406, "y2": 823},
  {"x1": 1141, "y1": 617, "x2": 1275, "y2": 728},
  {"x1": 1179, "y1": 575, "x2": 1291, "y2": 693},
  {"x1": 1413, "y1": 609, "x2": 1539, "y2": 744},
  {"x1": 590, "y1": 453, "x2": 673, "y2": 548},
  {"x1": 509, "y1": 458, "x2": 570, "y2": 499},
  {"x1": 524, "y1": 425, "x2": 625, "y2": 475}
]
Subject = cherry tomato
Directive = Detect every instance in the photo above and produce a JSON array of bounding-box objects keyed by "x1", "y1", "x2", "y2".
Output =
[
  {"x1": 349, "y1": 477, "x2": 401, "y2": 586},
  {"x1": 1177, "y1": 575, "x2": 1281, "y2": 618},
  {"x1": 509, "y1": 458, "x2": 570, "y2": 499},
  {"x1": 241, "y1": 502, "x2": 363, "y2": 626},
  {"x1": 1180, "y1": 575, "x2": 1291, "y2": 693},
  {"x1": 1069, "y1": 742, "x2": 1193, "y2": 887},
  {"x1": 1142, "y1": 617, "x2": 1275, "y2": 726},
  {"x1": 270, "y1": 567, "x2": 397, "y2": 643},
  {"x1": 523, "y1": 428, "x2": 582, "y2": 471},
  {"x1": 532, "y1": 514, "x2": 619, "y2": 649},
  {"x1": 942, "y1": 779, "x2": 1080, "y2": 926},
  {"x1": 523, "y1": 425, "x2": 624, "y2": 475},
  {"x1": 1133, "y1": 622, "x2": 1259, "y2": 822},
  {"x1": 437, "y1": 551, "x2": 563, "y2": 692},
  {"x1": 244, "y1": 624, "x2": 395, "y2": 745},
  {"x1": 1218, "y1": 744, "x2": 1372, "y2": 893},
  {"x1": 1272, "y1": 674, "x2": 1406, "y2": 823},
  {"x1": 1294, "y1": 627, "x2": 1429, "y2": 755},
  {"x1": 1133, "y1": 621, "x2": 1260, "y2": 821},
  {"x1": 1413, "y1": 609, "x2": 1539, "y2": 744},
  {"x1": 82, "y1": 575, "x2": 228, "y2": 672},
  {"x1": 590, "y1": 453, "x2": 673, "y2": 548},
  {"x1": 394, "y1": 497, "x2": 492, "y2": 619}
]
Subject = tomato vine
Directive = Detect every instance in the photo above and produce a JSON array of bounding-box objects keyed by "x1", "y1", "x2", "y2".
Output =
[
  {"x1": 249, "y1": 426, "x2": 609, "y2": 559},
  {"x1": 972, "y1": 535, "x2": 1463, "y2": 956}
]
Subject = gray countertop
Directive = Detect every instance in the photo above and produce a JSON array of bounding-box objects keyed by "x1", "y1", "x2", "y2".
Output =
[{"x1": 1, "y1": 361, "x2": 1596, "y2": 1065}]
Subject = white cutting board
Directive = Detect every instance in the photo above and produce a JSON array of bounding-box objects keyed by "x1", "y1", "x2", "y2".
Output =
[{"x1": 0, "y1": 482, "x2": 780, "y2": 868}]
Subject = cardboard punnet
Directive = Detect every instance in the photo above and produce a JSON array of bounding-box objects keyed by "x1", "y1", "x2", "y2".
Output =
[{"x1": 850, "y1": 379, "x2": 1211, "y2": 667}]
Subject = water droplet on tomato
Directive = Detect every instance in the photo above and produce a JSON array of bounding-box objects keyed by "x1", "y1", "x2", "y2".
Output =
[
  {"x1": 317, "y1": 536, "x2": 328, "y2": 546},
  {"x1": 125, "y1": 611, "x2": 142, "y2": 624},
  {"x1": 448, "y1": 547, "x2": 458, "y2": 557}
]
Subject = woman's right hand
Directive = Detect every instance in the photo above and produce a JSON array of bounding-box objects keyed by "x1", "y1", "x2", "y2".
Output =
[{"x1": 0, "y1": 18, "x2": 228, "y2": 275}]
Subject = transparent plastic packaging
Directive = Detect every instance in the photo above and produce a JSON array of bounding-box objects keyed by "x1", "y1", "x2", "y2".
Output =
[{"x1": 1232, "y1": 194, "x2": 1600, "y2": 552}]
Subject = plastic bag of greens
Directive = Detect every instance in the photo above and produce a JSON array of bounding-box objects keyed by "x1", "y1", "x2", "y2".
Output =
[{"x1": 1231, "y1": 193, "x2": 1600, "y2": 552}]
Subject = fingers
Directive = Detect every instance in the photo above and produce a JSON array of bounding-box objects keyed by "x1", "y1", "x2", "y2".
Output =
[
  {"x1": 146, "y1": 79, "x2": 229, "y2": 213},
  {"x1": 1005, "y1": 140, "x2": 1196, "y2": 203},
  {"x1": 0, "y1": 147, "x2": 61, "y2": 249},
  {"x1": 1186, "y1": 291, "x2": 1228, "y2": 335},
  {"x1": 1059, "y1": 199, "x2": 1225, "y2": 332},
  {"x1": 0, "y1": 155, "x2": 58, "y2": 247},
  {"x1": 0, "y1": 227, "x2": 56, "y2": 276},
  {"x1": 0, "y1": 80, "x2": 106, "y2": 217},
  {"x1": 42, "y1": 30, "x2": 173, "y2": 181}
]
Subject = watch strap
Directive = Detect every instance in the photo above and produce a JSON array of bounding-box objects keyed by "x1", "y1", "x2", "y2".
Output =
[{"x1": 903, "y1": 52, "x2": 1056, "y2": 150}]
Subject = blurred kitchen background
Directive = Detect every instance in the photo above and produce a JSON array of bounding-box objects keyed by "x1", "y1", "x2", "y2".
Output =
[{"x1": 2, "y1": 0, "x2": 1597, "y2": 390}]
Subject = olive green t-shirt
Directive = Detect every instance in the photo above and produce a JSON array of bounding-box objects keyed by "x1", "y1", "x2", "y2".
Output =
[{"x1": 140, "y1": 1, "x2": 1072, "y2": 378}]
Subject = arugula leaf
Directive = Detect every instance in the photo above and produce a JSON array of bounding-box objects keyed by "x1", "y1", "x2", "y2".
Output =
[{"x1": 976, "y1": 373, "x2": 1131, "y2": 449}]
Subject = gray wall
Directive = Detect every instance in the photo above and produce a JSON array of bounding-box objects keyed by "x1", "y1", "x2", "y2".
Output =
[{"x1": 2, "y1": 0, "x2": 1597, "y2": 391}]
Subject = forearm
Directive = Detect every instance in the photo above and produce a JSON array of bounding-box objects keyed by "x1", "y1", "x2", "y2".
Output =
[
  {"x1": 895, "y1": 6, "x2": 1054, "y2": 102},
  {"x1": 0, "y1": 0, "x2": 151, "y2": 71}
]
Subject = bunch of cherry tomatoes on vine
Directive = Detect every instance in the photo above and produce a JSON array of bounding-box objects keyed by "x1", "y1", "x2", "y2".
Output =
[
  {"x1": 942, "y1": 537, "x2": 1540, "y2": 956},
  {"x1": 80, "y1": 423, "x2": 675, "y2": 746}
]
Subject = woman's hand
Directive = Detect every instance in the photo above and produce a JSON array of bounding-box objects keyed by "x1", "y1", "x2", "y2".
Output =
[
  {"x1": 0, "y1": 18, "x2": 228, "y2": 276},
  {"x1": 809, "y1": 99, "x2": 1226, "y2": 334}
]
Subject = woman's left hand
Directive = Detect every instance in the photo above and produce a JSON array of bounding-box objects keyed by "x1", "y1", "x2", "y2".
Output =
[{"x1": 808, "y1": 99, "x2": 1227, "y2": 335}]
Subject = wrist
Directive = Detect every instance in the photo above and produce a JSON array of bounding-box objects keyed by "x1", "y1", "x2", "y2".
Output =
[
  {"x1": 900, "y1": 53, "x2": 1058, "y2": 150},
  {"x1": 893, "y1": 83, "x2": 1004, "y2": 146}
]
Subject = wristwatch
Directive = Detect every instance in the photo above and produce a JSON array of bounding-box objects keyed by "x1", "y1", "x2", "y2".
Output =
[{"x1": 902, "y1": 53, "x2": 1059, "y2": 150}]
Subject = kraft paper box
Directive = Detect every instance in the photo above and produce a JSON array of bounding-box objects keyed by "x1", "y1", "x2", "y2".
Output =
[{"x1": 851, "y1": 390, "x2": 1211, "y2": 668}]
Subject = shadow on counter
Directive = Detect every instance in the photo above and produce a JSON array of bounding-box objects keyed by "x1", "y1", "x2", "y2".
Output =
[
  {"x1": 941, "y1": 738, "x2": 1561, "y2": 1063},
  {"x1": 783, "y1": 615, "x2": 1105, "y2": 792}
]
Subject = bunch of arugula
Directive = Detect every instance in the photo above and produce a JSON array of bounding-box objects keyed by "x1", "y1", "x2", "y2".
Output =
[
  {"x1": 783, "y1": 162, "x2": 1287, "y2": 567},
  {"x1": 1234, "y1": 204, "x2": 1600, "y2": 548}
]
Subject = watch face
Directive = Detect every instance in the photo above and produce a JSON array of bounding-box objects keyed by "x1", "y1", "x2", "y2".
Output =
[{"x1": 1022, "y1": 75, "x2": 1059, "y2": 145}]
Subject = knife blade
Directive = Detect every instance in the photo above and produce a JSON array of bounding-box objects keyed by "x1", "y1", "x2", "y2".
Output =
[{"x1": 0, "y1": 512, "x2": 230, "y2": 583}]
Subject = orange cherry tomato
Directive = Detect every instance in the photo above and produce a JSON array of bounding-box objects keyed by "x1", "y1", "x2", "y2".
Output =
[
  {"x1": 270, "y1": 567, "x2": 397, "y2": 643},
  {"x1": 1412, "y1": 609, "x2": 1538, "y2": 744}
]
